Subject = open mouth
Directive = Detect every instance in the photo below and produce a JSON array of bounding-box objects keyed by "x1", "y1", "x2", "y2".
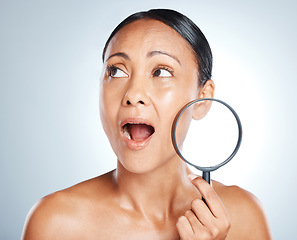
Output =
[{"x1": 122, "y1": 123, "x2": 155, "y2": 142}]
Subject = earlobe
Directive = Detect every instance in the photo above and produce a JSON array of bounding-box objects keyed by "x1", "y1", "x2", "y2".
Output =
[{"x1": 192, "y1": 80, "x2": 215, "y2": 120}]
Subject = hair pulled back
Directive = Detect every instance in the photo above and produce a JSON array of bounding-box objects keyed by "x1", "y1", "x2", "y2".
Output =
[{"x1": 102, "y1": 9, "x2": 212, "y2": 86}]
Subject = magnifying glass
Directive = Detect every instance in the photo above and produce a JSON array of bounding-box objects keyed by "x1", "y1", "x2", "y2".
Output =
[{"x1": 172, "y1": 98, "x2": 242, "y2": 184}]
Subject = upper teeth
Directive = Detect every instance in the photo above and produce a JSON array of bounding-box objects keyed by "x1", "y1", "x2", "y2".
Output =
[{"x1": 123, "y1": 125, "x2": 131, "y2": 139}]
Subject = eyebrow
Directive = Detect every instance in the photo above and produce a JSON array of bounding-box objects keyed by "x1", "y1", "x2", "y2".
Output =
[
  {"x1": 106, "y1": 52, "x2": 130, "y2": 61},
  {"x1": 147, "y1": 50, "x2": 181, "y2": 65},
  {"x1": 106, "y1": 50, "x2": 181, "y2": 65}
]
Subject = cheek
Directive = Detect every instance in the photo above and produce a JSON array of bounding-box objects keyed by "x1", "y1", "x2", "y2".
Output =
[
  {"x1": 99, "y1": 83, "x2": 120, "y2": 140},
  {"x1": 152, "y1": 80, "x2": 198, "y2": 149},
  {"x1": 173, "y1": 106, "x2": 194, "y2": 149},
  {"x1": 153, "y1": 83, "x2": 198, "y2": 122},
  {"x1": 152, "y1": 89, "x2": 195, "y2": 149}
]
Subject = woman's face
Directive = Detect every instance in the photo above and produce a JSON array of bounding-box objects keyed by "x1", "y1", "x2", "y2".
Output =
[{"x1": 100, "y1": 19, "x2": 203, "y2": 173}]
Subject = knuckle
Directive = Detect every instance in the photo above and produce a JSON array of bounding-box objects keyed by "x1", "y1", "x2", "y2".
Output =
[
  {"x1": 199, "y1": 230, "x2": 212, "y2": 239},
  {"x1": 211, "y1": 226, "x2": 220, "y2": 237},
  {"x1": 222, "y1": 218, "x2": 232, "y2": 231}
]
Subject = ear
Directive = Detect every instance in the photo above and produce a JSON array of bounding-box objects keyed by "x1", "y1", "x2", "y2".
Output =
[{"x1": 192, "y1": 80, "x2": 215, "y2": 120}]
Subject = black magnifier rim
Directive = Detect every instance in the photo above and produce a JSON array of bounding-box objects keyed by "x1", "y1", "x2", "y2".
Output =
[{"x1": 172, "y1": 98, "x2": 242, "y2": 172}]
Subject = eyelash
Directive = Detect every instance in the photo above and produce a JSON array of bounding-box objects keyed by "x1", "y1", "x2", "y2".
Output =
[
  {"x1": 106, "y1": 64, "x2": 174, "y2": 77},
  {"x1": 152, "y1": 66, "x2": 174, "y2": 77},
  {"x1": 106, "y1": 64, "x2": 119, "y2": 76}
]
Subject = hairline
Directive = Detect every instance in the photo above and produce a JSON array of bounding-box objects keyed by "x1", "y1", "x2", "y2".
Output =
[{"x1": 102, "y1": 11, "x2": 209, "y2": 86}]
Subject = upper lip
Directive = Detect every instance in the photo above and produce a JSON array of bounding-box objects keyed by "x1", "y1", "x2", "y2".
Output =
[{"x1": 120, "y1": 117, "x2": 155, "y2": 129}]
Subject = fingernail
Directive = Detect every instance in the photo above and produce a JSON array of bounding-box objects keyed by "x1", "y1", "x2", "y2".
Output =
[{"x1": 188, "y1": 174, "x2": 197, "y2": 181}]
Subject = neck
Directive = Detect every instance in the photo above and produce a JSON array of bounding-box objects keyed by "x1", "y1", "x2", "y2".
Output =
[{"x1": 113, "y1": 156, "x2": 198, "y2": 222}]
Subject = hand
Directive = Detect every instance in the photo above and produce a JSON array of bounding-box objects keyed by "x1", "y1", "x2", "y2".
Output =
[{"x1": 176, "y1": 175, "x2": 231, "y2": 240}]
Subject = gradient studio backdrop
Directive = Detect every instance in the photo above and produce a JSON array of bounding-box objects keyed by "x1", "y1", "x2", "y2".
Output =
[{"x1": 1, "y1": 0, "x2": 296, "y2": 239}]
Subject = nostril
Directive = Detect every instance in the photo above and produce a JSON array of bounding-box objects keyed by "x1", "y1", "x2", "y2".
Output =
[{"x1": 125, "y1": 99, "x2": 146, "y2": 106}]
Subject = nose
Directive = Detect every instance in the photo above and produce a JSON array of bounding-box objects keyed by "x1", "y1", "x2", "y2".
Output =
[{"x1": 122, "y1": 79, "x2": 150, "y2": 107}]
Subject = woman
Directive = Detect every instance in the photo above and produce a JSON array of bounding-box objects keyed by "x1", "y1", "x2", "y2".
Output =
[{"x1": 22, "y1": 9, "x2": 271, "y2": 239}]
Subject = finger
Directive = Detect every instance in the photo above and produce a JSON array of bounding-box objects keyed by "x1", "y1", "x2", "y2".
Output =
[
  {"x1": 176, "y1": 216, "x2": 194, "y2": 239},
  {"x1": 190, "y1": 198, "x2": 216, "y2": 228},
  {"x1": 184, "y1": 210, "x2": 205, "y2": 234},
  {"x1": 189, "y1": 175, "x2": 228, "y2": 218}
]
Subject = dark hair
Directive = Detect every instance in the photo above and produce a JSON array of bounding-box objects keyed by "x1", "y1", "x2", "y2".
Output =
[{"x1": 102, "y1": 9, "x2": 212, "y2": 86}]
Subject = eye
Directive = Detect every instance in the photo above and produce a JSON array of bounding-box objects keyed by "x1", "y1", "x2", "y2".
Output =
[
  {"x1": 107, "y1": 65, "x2": 128, "y2": 78},
  {"x1": 153, "y1": 67, "x2": 173, "y2": 77}
]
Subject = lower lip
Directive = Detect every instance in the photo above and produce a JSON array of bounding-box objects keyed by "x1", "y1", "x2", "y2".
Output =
[{"x1": 121, "y1": 133, "x2": 153, "y2": 150}]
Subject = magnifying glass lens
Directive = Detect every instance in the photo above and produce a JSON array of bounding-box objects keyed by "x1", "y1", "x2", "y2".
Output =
[{"x1": 174, "y1": 99, "x2": 240, "y2": 169}]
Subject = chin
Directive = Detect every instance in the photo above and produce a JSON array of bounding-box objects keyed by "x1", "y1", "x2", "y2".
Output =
[
  {"x1": 117, "y1": 154, "x2": 159, "y2": 174},
  {"x1": 117, "y1": 150, "x2": 178, "y2": 175}
]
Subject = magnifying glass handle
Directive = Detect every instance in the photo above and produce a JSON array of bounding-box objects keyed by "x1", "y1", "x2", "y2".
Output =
[
  {"x1": 202, "y1": 171, "x2": 210, "y2": 205},
  {"x1": 202, "y1": 171, "x2": 210, "y2": 184}
]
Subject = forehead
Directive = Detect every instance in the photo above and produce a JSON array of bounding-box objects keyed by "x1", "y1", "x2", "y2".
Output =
[{"x1": 104, "y1": 19, "x2": 195, "y2": 63}]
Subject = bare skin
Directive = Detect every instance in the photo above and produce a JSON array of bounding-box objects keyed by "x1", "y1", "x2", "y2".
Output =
[
  {"x1": 22, "y1": 19, "x2": 271, "y2": 239},
  {"x1": 22, "y1": 170, "x2": 271, "y2": 239}
]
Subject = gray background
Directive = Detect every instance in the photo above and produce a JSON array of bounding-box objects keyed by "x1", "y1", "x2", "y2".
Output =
[{"x1": 1, "y1": 0, "x2": 296, "y2": 239}]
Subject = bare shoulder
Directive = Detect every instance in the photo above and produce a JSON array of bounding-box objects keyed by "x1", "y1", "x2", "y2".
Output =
[
  {"x1": 22, "y1": 171, "x2": 116, "y2": 240},
  {"x1": 212, "y1": 180, "x2": 272, "y2": 240}
]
